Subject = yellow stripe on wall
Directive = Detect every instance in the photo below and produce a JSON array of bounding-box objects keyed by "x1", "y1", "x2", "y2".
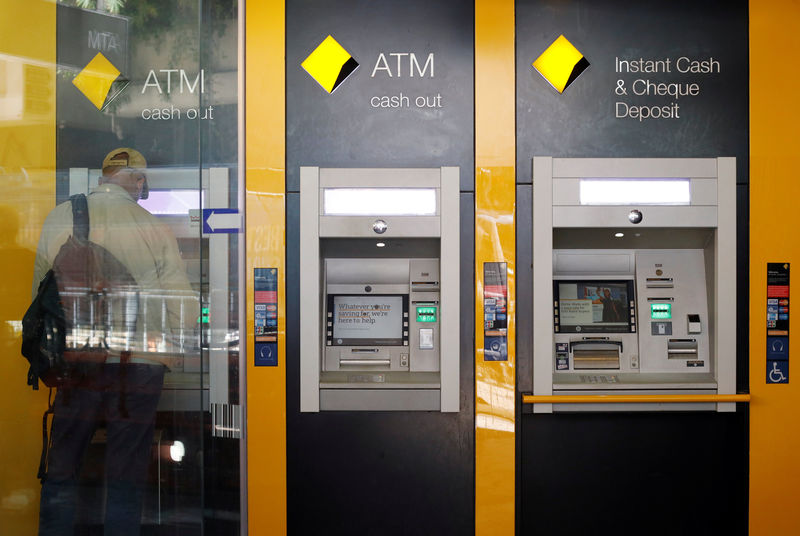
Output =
[
  {"x1": 245, "y1": 1, "x2": 286, "y2": 534},
  {"x1": 749, "y1": 1, "x2": 800, "y2": 534},
  {"x1": 475, "y1": 1, "x2": 516, "y2": 534},
  {"x1": 0, "y1": 0, "x2": 56, "y2": 533}
]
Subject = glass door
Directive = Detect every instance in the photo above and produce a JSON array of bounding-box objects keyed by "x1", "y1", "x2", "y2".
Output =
[{"x1": 0, "y1": 1, "x2": 243, "y2": 533}]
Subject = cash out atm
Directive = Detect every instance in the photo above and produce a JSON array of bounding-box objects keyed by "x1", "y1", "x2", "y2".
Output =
[
  {"x1": 300, "y1": 167, "x2": 460, "y2": 412},
  {"x1": 532, "y1": 158, "x2": 737, "y2": 411}
]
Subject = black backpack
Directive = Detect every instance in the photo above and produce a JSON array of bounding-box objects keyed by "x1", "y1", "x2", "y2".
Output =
[{"x1": 21, "y1": 194, "x2": 140, "y2": 390}]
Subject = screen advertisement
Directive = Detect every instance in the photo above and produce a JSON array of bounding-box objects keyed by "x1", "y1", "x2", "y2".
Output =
[
  {"x1": 330, "y1": 295, "x2": 405, "y2": 345},
  {"x1": 556, "y1": 281, "x2": 633, "y2": 333}
]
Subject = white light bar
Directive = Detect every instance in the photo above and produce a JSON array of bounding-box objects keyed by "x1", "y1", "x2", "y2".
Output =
[
  {"x1": 138, "y1": 190, "x2": 204, "y2": 215},
  {"x1": 579, "y1": 179, "x2": 691, "y2": 205},
  {"x1": 323, "y1": 188, "x2": 437, "y2": 216}
]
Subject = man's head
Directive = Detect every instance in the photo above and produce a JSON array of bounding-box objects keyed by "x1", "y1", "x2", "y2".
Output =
[
  {"x1": 603, "y1": 288, "x2": 612, "y2": 298},
  {"x1": 100, "y1": 148, "x2": 149, "y2": 200}
]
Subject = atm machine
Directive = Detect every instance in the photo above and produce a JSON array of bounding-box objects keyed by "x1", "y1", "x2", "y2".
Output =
[
  {"x1": 532, "y1": 157, "x2": 737, "y2": 412},
  {"x1": 300, "y1": 167, "x2": 460, "y2": 412}
]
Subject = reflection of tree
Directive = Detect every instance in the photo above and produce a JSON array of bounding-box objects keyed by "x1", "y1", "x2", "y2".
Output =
[
  {"x1": 58, "y1": 0, "x2": 236, "y2": 43},
  {"x1": 63, "y1": 0, "x2": 126, "y2": 13}
]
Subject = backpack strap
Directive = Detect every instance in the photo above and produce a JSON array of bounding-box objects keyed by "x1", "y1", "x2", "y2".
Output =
[
  {"x1": 37, "y1": 390, "x2": 55, "y2": 482},
  {"x1": 70, "y1": 194, "x2": 89, "y2": 242}
]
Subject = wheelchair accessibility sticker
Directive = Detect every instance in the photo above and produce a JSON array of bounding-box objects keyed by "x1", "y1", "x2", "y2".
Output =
[{"x1": 767, "y1": 360, "x2": 789, "y2": 384}]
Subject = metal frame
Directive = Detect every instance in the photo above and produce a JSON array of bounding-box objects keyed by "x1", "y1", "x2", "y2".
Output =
[
  {"x1": 300, "y1": 167, "x2": 460, "y2": 412},
  {"x1": 532, "y1": 157, "x2": 737, "y2": 413}
]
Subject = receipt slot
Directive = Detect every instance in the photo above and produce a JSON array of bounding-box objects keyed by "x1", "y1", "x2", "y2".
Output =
[
  {"x1": 532, "y1": 158, "x2": 737, "y2": 412},
  {"x1": 300, "y1": 167, "x2": 460, "y2": 412}
]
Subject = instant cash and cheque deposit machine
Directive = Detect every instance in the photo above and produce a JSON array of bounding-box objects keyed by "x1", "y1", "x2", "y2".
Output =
[
  {"x1": 532, "y1": 157, "x2": 737, "y2": 412},
  {"x1": 300, "y1": 167, "x2": 460, "y2": 412}
]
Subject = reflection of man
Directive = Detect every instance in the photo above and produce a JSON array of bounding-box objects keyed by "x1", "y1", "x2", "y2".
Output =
[
  {"x1": 34, "y1": 148, "x2": 198, "y2": 535},
  {"x1": 599, "y1": 288, "x2": 625, "y2": 322}
]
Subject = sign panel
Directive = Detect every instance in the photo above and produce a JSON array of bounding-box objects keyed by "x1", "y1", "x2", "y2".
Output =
[
  {"x1": 767, "y1": 263, "x2": 790, "y2": 383},
  {"x1": 203, "y1": 208, "x2": 241, "y2": 234},
  {"x1": 484, "y1": 262, "x2": 508, "y2": 361},
  {"x1": 254, "y1": 268, "x2": 279, "y2": 367}
]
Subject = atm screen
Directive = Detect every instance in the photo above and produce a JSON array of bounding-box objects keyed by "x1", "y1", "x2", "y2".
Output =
[
  {"x1": 554, "y1": 280, "x2": 634, "y2": 333},
  {"x1": 328, "y1": 294, "x2": 408, "y2": 346}
]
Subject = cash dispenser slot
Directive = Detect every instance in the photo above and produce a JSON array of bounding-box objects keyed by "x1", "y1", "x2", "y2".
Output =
[
  {"x1": 411, "y1": 281, "x2": 440, "y2": 291},
  {"x1": 339, "y1": 359, "x2": 392, "y2": 367},
  {"x1": 667, "y1": 338, "x2": 698, "y2": 359},
  {"x1": 339, "y1": 348, "x2": 391, "y2": 367},
  {"x1": 646, "y1": 278, "x2": 674, "y2": 289},
  {"x1": 571, "y1": 340, "x2": 622, "y2": 370}
]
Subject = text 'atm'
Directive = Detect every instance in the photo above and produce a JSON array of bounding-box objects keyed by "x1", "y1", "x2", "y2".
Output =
[
  {"x1": 533, "y1": 157, "x2": 737, "y2": 412},
  {"x1": 300, "y1": 167, "x2": 460, "y2": 412}
]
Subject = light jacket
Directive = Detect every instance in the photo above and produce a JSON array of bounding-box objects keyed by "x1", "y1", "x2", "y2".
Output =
[{"x1": 32, "y1": 182, "x2": 199, "y2": 366}]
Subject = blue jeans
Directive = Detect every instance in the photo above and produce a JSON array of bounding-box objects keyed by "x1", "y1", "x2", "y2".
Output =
[{"x1": 38, "y1": 363, "x2": 165, "y2": 536}]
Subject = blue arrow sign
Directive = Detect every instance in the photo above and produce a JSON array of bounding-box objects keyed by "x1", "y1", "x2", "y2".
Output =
[{"x1": 202, "y1": 208, "x2": 240, "y2": 234}]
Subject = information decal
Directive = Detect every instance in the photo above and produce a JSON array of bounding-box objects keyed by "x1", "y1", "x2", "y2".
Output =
[
  {"x1": 254, "y1": 268, "x2": 279, "y2": 367},
  {"x1": 484, "y1": 262, "x2": 509, "y2": 361},
  {"x1": 767, "y1": 263, "x2": 790, "y2": 384}
]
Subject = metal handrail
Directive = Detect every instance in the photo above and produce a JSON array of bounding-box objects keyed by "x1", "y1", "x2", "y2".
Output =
[{"x1": 522, "y1": 394, "x2": 751, "y2": 404}]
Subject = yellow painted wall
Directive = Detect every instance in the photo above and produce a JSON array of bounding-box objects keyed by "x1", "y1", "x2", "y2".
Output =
[
  {"x1": 0, "y1": 0, "x2": 55, "y2": 532},
  {"x1": 750, "y1": 1, "x2": 800, "y2": 533},
  {"x1": 245, "y1": 1, "x2": 287, "y2": 534},
  {"x1": 475, "y1": 0, "x2": 516, "y2": 533}
]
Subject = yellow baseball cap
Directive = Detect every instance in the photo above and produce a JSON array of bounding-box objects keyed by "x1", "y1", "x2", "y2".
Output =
[{"x1": 102, "y1": 147, "x2": 147, "y2": 171}]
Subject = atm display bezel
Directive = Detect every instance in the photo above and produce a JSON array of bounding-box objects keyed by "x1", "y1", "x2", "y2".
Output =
[
  {"x1": 553, "y1": 279, "x2": 636, "y2": 334},
  {"x1": 326, "y1": 293, "x2": 410, "y2": 346}
]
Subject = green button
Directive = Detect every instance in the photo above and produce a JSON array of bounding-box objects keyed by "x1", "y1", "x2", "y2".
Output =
[
  {"x1": 650, "y1": 303, "x2": 672, "y2": 320},
  {"x1": 416, "y1": 306, "x2": 437, "y2": 323}
]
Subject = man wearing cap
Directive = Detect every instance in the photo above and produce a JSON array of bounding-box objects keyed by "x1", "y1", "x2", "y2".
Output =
[{"x1": 33, "y1": 148, "x2": 198, "y2": 535}]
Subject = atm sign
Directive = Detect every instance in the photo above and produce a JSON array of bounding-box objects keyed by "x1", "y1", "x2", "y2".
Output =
[{"x1": 651, "y1": 303, "x2": 672, "y2": 320}]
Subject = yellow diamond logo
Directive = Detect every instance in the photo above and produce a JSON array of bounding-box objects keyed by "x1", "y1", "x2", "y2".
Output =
[
  {"x1": 532, "y1": 35, "x2": 590, "y2": 94},
  {"x1": 301, "y1": 35, "x2": 359, "y2": 94},
  {"x1": 72, "y1": 52, "x2": 124, "y2": 110}
]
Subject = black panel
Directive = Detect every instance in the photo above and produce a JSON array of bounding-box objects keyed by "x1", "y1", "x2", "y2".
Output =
[
  {"x1": 285, "y1": 199, "x2": 475, "y2": 535},
  {"x1": 287, "y1": 3, "x2": 475, "y2": 531},
  {"x1": 736, "y1": 183, "x2": 750, "y2": 393},
  {"x1": 520, "y1": 411, "x2": 749, "y2": 536},
  {"x1": 516, "y1": 2, "x2": 750, "y2": 534},
  {"x1": 516, "y1": 0, "x2": 749, "y2": 185},
  {"x1": 286, "y1": 0, "x2": 475, "y2": 192}
]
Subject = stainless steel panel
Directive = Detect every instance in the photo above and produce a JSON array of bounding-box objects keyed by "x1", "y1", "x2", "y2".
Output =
[
  {"x1": 439, "y1": 166, "x2": 460, "y2": 412},
  {"x1": 552, "y1": 157, "x2": 718, "y2": 179},
  {"x1": 300, "y1": 166, "x2": 321, "y2": 412},
  {"x1": 553, "y1": 206, "x2": 717, "y2": 228},
  {"x1": 319, "y1": 167, "x2": 442, "y2": 188},
  {"x1": 319, "y1": 215, "x2": 441, "y2": 238},
  {"x1": 326, "y1": 258, "x2": 411, "y2": 285},
  {"x1": 690, "y1": 179, "x2": 718, "y2": 205},
  {"x1": 554, "y1": 251, "x2": 635, "y2": 275}
]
